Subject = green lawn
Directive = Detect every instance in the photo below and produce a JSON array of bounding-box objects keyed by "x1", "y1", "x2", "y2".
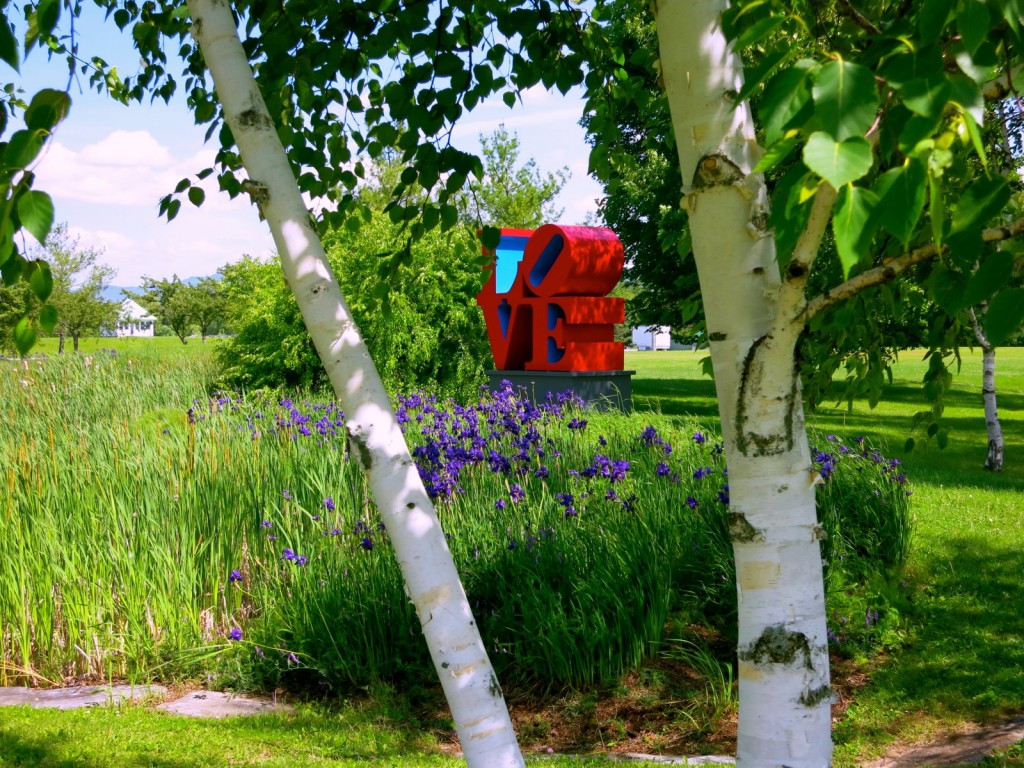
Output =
[
  {"x1": 629, "y1": 348, "x2": 1024, "y2": 763},
  {"x1": 0, "y1": 701, "x2": 607, "y2": 767}
]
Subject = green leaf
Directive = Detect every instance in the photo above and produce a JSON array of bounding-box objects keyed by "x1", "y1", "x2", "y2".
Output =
[
  {"x1": 733, "y1": 14, "x2": 785, "y2": 50},
  {"x1": 170, "y1": 4, "x2": 190, "y2": 20},
  {"x1": 422, "y1": 205, "x2": 439, "y2": 231},
  {"x1": 16, "y1": 190, "x2": 54, "y2": 243},
  {"x1": 760, "y1": 60, "x2": 817, "y2": 145},
  {"x1": 38, "y1": 303, "x2": 58, "y2": 332},
  {"x1": 0, "y1": 18, "x2": 20, "y2": 72},
  {"x1": 873, "y1": 159, "x2": 926, "y2": 246},
  {"x1": 2, "y1": 250, "x2": 24, "y2": 285},
  {"x1": 736, "y1": 45, "x2": 792, "y2": 104},
  {"x1": 753, "y1": 131, "x2": 801, "y2": 174},
  {"x1": 34, "y1": 0, "x2": 61, "y2": 38},
  {"x1": 833, "y1": 184, "x2": 879, "y2": 277},
  {"x1": 28, "y1": 259, "x2": 53, "y2": 301},
  {"x1": 5, "y1": 129, "x2": 45, "y2": 168},
  {"x1": 812, "y1": 59, "x2": 879, "y2": 141},
  {"x1": 945, "y1": 228, "x2": 984, "y2": 272},
  {"x1": 480, "y1": 226, "x2": 501, "y2": 252},
  {"x1": 24, "y1": 89, "x2": 71, "y2": 131},
  {"x1": 904, "y1": 437, "x2": 916, "y2": 453},
  {"x1": 898, "y1": 74, "x2": 952, "y2": 119},
  {"x1": 957, "y1": 0, "x2": 991, "y2": 54},
  {"x1": 188, "y1": 186, "x2": 206, "y2": 207},
  {"x1": 918, "y1": 0, "x2": 955, "y2": 44},
  {"x1": 502, "y1": 91, "x2": 517, "y2": 108},
  {"x1": 770, "y1": 164, "x2": 815, "y2": 267},
  {"x1": 439, "y1": 204, "x2": 458, "y2": 232},
  {"x1": 952, "y1": 174, "x2": 1010, "y2": 234},
  {"x1": 961, "y1": 251, "x2": 1016, "y2": 308},
  {"x1": 928, "y1": 172, "x2": 944, "y2": 247},
  {"x1": 14, "y1": 315, "x2": 36, "y2": 355},
  {"x1": 166, "y1": 198, "x2": 182, "y2": 222},
  {"x1": 898, "y1": 113, "x2": 943, "y2": 155},
  {"x1": 802, "y1": 132, "x2": 874, "y2": 188},
  {"x1": 959, "y1": 107, "x2": 987, "y2": 168},
  {"x1": 984, "y1": 288, "x2": 1024, "y2": 346}
]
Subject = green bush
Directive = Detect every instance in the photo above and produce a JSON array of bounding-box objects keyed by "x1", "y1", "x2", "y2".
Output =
[{"x1": 216, "y1": 217, "x2": 492, "y2": 400}]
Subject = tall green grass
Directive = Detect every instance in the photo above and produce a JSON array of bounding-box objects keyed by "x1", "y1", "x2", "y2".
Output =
[{"x1": 0, "y1": 349, "x2": 910, "y2": 696}]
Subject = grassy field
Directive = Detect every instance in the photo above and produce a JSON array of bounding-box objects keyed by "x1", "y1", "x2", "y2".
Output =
[
  {"x1": 628, "y1": 348, "x2": 1024, "y2": 763},
  {"x1": 0, "y1": 340, "x2": 1021, "y2": 766}
]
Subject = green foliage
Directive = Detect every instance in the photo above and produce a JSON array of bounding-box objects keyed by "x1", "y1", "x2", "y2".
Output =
[
  {"x1": 464, "y1": 125, "x2": 570, "y2": 228},
  {"x1": 216, "y1": 256, "x2": 322, "y2": 390},
  {"x1": 218, "y1": 159, "x2": 498, "y2": 399},
  {"x1": 0, "y1": 351, "x2": 908, "y2": 691},
  {"x1": 129, "y1": 276, "x2": 226, "y2": 345},
  {"x1": 28, "y1": 223, "x2": 119, "y2": 352},
  {"x1": 218, "y1": 219, "x2": 491, "y2": 399}
]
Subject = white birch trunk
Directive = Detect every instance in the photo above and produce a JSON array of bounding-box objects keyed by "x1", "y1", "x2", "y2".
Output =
[
  {"x1": 653, "y1": 1, "x2": 833, "y2": 765},
  {"x1": 968, "y1": 307, "x2": 1004, "y2": 471},
  {"x1": 185, "y1": 2, "x2": 524, "y2": 765}
]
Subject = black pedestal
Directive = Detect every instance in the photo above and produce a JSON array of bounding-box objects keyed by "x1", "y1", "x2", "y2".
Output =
[{"x1": 486, "y1": 369, "x2": 635, "y2": 413}]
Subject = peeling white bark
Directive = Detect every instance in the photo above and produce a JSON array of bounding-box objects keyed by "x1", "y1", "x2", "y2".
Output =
[
  {"x1": 185, "y1": 2, "x2": 523, "y2": 765},
  {"x1": 653, "y1": 0, "x2": 833, "y2": 765},
  {"x1": 968, "y1": 307, "x2": 1004, "y2": 472}
]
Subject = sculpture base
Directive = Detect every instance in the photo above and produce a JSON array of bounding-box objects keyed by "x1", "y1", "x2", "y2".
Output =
[{"x1": 486, "y1": 370, "x2": 635, "y2": 413}]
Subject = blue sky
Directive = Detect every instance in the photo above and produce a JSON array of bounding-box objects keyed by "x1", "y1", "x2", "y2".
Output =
[{"x1": 17, "y1": 6, "x2": 603, "y2": 285}]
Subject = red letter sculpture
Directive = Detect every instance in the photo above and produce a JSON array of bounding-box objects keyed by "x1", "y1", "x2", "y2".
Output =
[{"x1": 476, "y1": 225, "x2": 625, "y2": 372}]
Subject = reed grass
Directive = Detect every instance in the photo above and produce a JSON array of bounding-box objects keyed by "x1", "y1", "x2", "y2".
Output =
[{"x1": 0, "y1": 352, "x2": 910, "y2": 693}]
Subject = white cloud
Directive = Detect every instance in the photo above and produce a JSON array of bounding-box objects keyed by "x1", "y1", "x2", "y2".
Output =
[
  {"x1": 34, "y1": 131, "x2": 237, "y2": 211},
  {"x1": 67, "y1": 221, "x2": 275, "y2": 286},
  {"x1": 77, "y1": 130, "x2": 174, "y2": 168}
]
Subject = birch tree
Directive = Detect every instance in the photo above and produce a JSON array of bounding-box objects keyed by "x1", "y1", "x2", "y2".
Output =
[
  {"x1": 181, "y1": 2, "x2": 523, "y2": 764},
  {"x1": 628, "y1": 1, "x2": 1024, "y2": 763}
]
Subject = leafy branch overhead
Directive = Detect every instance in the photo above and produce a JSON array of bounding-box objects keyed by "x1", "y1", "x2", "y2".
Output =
[{"x1": 92, "y1": 0, "x2": 597, "y2": 244}]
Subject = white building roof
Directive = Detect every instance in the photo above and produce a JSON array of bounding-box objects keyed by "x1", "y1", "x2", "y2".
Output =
[{"x1": 120, "y1": 298, "x2": 157, "y2": 322}]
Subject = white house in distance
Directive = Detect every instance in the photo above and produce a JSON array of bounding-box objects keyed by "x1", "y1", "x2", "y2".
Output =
[
  {"x1": 631, "y1": 325, "x2": 678, "y2": 351},
  {"x1": 111, "y1": 299, "x2": 157, "y2": 337}
]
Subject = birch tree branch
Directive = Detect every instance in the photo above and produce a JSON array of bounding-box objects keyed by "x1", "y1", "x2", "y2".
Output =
[
  {"x1": 835, "y1": 0, "x2": 881, "y2": 35},
  {"x1": 770, "y1": 182, "x2": 838, "y2": 343},
  {"x1": 801, "y1": 215, "x2": 1024, "y2": 323}
]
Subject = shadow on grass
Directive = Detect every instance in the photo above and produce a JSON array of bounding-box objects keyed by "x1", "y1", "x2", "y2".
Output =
[
  {"x1": 858, "y1": 535, "x2": 1024, "y2": 723},
  {"x1": 0, "y1": 721, "x2": 199, "y2": 768},
  {"x1": 632, "y1": 378, "x2": 719, "y2": 419},
  {"x1": 0, "y1": 706, "x2": 440, "y2": 766}
]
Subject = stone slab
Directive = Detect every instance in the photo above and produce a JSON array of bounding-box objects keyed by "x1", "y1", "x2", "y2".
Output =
[
  {"x1": 0, "y1": 684, "x2": 167, "y2": 710},
  {"x1": 487, "y1": 369, "x2": 636, "y2": 412},
  {"x1": 533, "y1": 754, "x2": 734, "y2": 765},
  {"x1": 156, "y1": 690, "x2": 293, "y2": 719}
]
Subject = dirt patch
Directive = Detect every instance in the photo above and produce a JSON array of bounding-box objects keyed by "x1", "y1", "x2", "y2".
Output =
[{"x1": 861, "y1": 717, "x2": 1024, "y2": 768}]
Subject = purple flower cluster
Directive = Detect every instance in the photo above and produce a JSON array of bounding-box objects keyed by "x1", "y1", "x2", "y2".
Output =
[{"x1": 812, "y1": 436, "x2": 912, "y2": 493}]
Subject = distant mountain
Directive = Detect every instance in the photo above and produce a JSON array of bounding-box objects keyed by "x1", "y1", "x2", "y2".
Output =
[{"x1": 102, "y1": 276, "x2": 213, "y2": 303}]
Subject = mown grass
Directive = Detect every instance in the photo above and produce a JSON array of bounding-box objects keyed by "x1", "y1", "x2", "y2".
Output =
[
  {"x1": 629, "y1": 348, "x2": 1024, "y2": 764},
  {"x1": 0, "y1": 696, "x2": 610, "y2": 767}
]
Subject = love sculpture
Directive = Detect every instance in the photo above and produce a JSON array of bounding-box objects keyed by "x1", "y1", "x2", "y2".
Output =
[{"x1": 476, "y1": 224, "x2": 633, "y2": 410}]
